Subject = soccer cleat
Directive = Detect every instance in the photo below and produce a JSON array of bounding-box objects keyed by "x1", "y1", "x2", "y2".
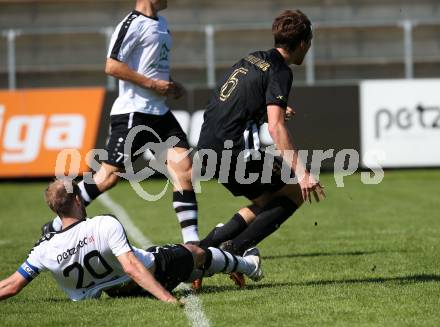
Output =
[
  {"x1": 243, "y1": 247, "x2": 264, "y2": 282},
  {"x1": 219, "y1": 240, "x2": 247, "y2": 287},
  {"x1": 229, "y1": 272, "x2": 246, "y2": 288},
  {"x1": 41, "y1": 221, "x2": 56, "y2": 236},
  {"x1": 192, "y1": 278, "x2": 203, "y2": 291}
]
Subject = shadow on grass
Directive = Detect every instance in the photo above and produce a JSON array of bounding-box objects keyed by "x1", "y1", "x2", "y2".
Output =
[
  {"x1": 263, "y1": 250, "x2": 397, "y2": 260},
  {"x1": 15, "y1": 275, "x2": 439, "y2": 302},
  {"x1": 198, "y1": 274, "x2": 440, "y2": 294},
  {"x1": 9, "y1": 297, "x2": 70, "y2": 304}
]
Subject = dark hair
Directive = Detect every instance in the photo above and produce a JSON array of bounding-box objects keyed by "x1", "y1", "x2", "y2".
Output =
[
  {"x1": 45, "y1": 180, "x2": 81, "y2": 217},
  {"x1": 272, "y1": 10, "x2": 312, "y2": 51}
]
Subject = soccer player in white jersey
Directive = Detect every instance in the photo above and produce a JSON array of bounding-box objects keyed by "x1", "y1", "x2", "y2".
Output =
[
  {"x1": 42, "y1": 0, "x2": 200, "y2": 244},
  {"x1": 0, "y1": 180, "x2": 263, "y2": 303}
]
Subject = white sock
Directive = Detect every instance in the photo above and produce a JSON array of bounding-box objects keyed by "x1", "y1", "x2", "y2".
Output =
[
  {"x1": 173, "y1": 191, "x2": 200, "y2": 243},
  {"x1": 181, "y1": 226, "x2": 199, "y2": 244},
  {"x1": 204, "y1": 247, "x2": 254, "y2": 277},
  {"x1": 52, "y1": 216, "x2": 63, "y2": 232},
  {"x1": 78, "y1": 180, "x2": 91, "y2": 205}
]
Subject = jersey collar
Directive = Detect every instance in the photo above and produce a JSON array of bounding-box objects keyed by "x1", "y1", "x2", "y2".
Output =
[
  {"x1": 57, "y1": 219, "x2": 86, "y2": 234},
  {"x1": 271, "y1": 48, "x2": 288, "y2": 66},
  {"x1": 132, "y1": 10, "x2": 159, "y2": 21}
]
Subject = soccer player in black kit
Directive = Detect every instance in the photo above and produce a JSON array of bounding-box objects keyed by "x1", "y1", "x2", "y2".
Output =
[{"x1": 196, "y1": 10, "x2": 326, "y2": 288}]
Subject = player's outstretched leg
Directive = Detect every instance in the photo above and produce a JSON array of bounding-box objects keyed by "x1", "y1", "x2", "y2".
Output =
[
  {"x1": 227, "y1": 196, "x2": 298, "y2": 255},
  {"x1": 199, "y1": 211, "x2": 250, "y2": 248},
  {"x1": 195, "y1": 215, "x2": 248, "y2": 290},
  {"x1": 219, "y1": 240, "x2": 246, "y2": 287},
  {"x1": 196, "y1": 205, "x2": 261, "y2": 288},
  {"x1": 197, "y1": 192, "x2": 299, "y2": 287},
  {"x1": 195, "y1": 246, "x2": 263, "y2": 282}
]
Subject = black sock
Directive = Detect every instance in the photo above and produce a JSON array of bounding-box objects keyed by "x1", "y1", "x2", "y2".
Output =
[
  {"x1": 78, "y1": 179, "x2": 102, "y2": 206},
  {"x1": 231, "y1": 197, "x2": 298, "y2": 255},
  {"x1": 199, "y1": 246, "x2": 213, "y2": 271},
  {"x1": 199, "y1": 213, "x2": 248, "y2": 248}
]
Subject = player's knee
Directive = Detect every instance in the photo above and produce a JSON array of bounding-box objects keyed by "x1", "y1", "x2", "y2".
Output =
[
  {"x1": 99, "y1": 173, "x2": 120, "y2": 191},
  {"x1": 178, "y1": 160, "x2": 193, "y2": 180},
  {"x1": 181, "y1": 165, "x2": 193, "y2": 181},
  {"x1": 168, "y1": 155, "x2": 192, "y2": 182},
  {"x1": 276, "y1": 197, "x2": 298, "y2": 215},
  {"x1": 238, "y1": 205, "x2": 260, "y2": 224},
  {"x1": 277, "y1": 184, "x2": 303, "y2": 207},
  {"x1": 261, "y1": 196, "x2": 298, "y2": 225},
  {"x1": 248, "y1": 203, "x2": 263, "y2": 215},
  {"x1": 184, "y1": 244, "x2": 205, "y2": 268},
  {"x1": 172, "y1": 166, "x2": 193, "y2": 188}
]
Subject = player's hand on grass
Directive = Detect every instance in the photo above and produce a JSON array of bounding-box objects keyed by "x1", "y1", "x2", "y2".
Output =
[
  {"x1": 177, "y1": 299, "x2": 185, "y2": 308},
  {"x1": 299, "y1": 172, "x2": 326, "y2": 204},
  {"x1": 165, "y1": 297, "x2": 185, "y2": 307},
  {"x1": 285, "y1": 106, "x2": 296, "y2": 121},
  {"x1": 150, "y1": 79, "x2": 176, "y2": 96}
]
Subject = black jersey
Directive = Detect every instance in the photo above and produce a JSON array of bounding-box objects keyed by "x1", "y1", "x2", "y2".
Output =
[{"x1": 198, "y1": 48, "x2": 293, "y2": 154}]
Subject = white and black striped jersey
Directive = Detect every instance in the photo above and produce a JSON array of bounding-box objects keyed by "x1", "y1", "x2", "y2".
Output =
[
  {"x1": 108, "y1": 10, "x2": 172, "y2": 116},
  {"x1": 17, "y1": 215, "x2": 155, "y2": 301}
]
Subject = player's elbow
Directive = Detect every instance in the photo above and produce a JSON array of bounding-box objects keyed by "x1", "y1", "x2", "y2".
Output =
[
  {"x1": 105, "y1": 58, "x2": 118, "y2": 77},
  {"x1": 104, "y1": 63, "x2": 112, "y2": 76},
  {"x1": 122, "y1": 265, "x2": 134, "y2": 277},
  {"x1": 9, "y1": 284, "x2": 21, "y2": 297},
  {"x1": 0, "y1": 284, "x2": 21, "y2": 300},
  {"x1": 122, "y1": 263, "x2": 139, "y2": 280}
]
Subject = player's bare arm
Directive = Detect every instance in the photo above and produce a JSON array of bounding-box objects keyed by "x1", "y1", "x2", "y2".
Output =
[
  {"x1": 105, "y1": 58, "x2": 175, "y2": 96},
  {"x1": 0, "y1": 272, "x2": 28, "y2": 301},
  {"x1": 117, "y1": 251, "x2": 182, "y2": 305},
  {"x1": 267, "y1": 104, "x2": 325, "y2": 203}
]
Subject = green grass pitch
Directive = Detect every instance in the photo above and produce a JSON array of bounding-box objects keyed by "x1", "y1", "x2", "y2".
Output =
[{"x1": 0, "y1": 170, "x2": 439, "y2": 326}]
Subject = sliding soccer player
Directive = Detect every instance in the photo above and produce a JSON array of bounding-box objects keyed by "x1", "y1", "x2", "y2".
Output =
[{"x1": 0, "y1": 180, "x2": 263, "y2": 303}]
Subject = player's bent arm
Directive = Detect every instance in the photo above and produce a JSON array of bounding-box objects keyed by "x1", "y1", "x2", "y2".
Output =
[
  {"x1": 117, "y1": 251, "x2": 178, "y2": 304},
  {"x1": 105, "y1": 58, "x2": 155, "y2": 89},
  {"x1": 267, "y1": 105, "x2": 307, "y2": 176},
  {"x1": 105, "y1": 58, "x2": 174, "y2": 97},
  {"x1": 267, "y1": 105, "x2": 326, "y2": 203},
  {"x1": 0, "y1": 272, "x2": 29, "y2": 301}
]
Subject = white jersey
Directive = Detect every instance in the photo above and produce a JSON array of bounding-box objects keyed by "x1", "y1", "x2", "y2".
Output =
[
  {"x1": 107, "y1": 11, "x2": 172, "y2": 116},
  {"x1": 17, "y1": 215, "x2": 155, "y2": 301}
]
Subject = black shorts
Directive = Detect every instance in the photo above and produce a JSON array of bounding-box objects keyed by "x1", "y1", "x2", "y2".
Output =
[
  {"x1": 104, "y1": 111, "x2": 189, "y2": 168},
  {"x1": 220, "y1": 150, "x2": 287, "y2": 200},
  {"x1": 104, "y1": 244, "x2": 194, "y2": 298},
  {"x1": 146, "y1": 244, "x2": 194, "y2": 291}
]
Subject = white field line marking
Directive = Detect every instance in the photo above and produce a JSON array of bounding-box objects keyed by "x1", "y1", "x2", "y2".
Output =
[
  {"x1": 97, "y1": 193, "x2": 211, "y2": 327},
  {"x1": 176, "y1": 283, "x2": 211, "y2": 327},
  {"x1": 0, "y1": 240, "x2": 11, "y2": 246}
]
